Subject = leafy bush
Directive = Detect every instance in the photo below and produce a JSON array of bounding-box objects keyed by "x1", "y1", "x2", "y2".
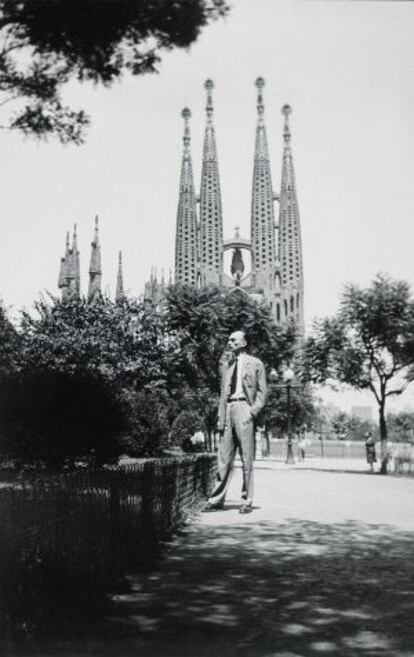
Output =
[
  {"x1": 169, "y1": 410, "x2": 205, "y2": 452},
  {"x1": 0, "y1": 370, "x2": 125, "y2": 468}
]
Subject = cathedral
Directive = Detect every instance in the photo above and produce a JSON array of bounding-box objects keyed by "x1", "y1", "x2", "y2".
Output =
[
  {"x1": 57, "y1": 78, "x2": 304, "y2": 332},
  {"x1": 150, "y1": 77, "x2": 304, "y2": 331}
]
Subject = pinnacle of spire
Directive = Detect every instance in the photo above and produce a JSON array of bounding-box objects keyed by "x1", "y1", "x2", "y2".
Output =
[
  {"x1": 179, "y1": 107, "x2": 195, "y2": 193},
  {"x1": 202, "y1": 79, "x2": 218, "y2": 162},
  {"x1": 254, "y1": 77, "x2": 269, "y2": 159},
  {"x1": 58, "y1": 231, "x2": 70, "y2": 296},
  {"x1": 89, "y1": 216, "x2": 101, "y2": 274},
  {"x1": 181, "y1": 107, "x2": 191, "y2": 151},
  {"x1": 59, "y1": 225, "x2": 80, "y2": 298},
  {"x1": 88, "y1": 216, "x2": 102, "y2": 300},
  {"x1": 255, "y1": 77, "x2": 265, "y2": 121},
  {"x1": 72, "y1": 223, "x2": 78, "y2": 249},
  {"x1": 205, "y1": 78, "x2": 214, "y2": 122},
  {"x1": 115, "y1": 250, "x2": 124, "y2": 302},
  {"x1": 280, "y1": 104, "x2": 295, "y2": 189},
  {"x1": 282, "y1": 104, "x2": 292, "y2": 144},
  {"x1": 67, "y1": 223, "x2": 80, "y2": 297},
  {"x1": 94, "y1": 215, "x2": 99, "y2": 243}
]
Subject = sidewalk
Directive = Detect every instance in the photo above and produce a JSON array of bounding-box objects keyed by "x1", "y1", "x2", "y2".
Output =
[{"x1": 29, "y1": 463, "x2": 414, "y2": 657}]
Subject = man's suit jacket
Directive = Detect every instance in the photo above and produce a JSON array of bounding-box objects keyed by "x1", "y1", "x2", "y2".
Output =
[{"x1": 217, "y1": 353, "x2": 267, "y2": 432}]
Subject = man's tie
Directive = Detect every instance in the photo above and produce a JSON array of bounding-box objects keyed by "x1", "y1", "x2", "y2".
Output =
[{"x1": 229, "y1": 356, "x2": 238, "y2": 396}]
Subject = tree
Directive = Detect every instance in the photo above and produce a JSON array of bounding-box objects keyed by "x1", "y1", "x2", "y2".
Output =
[
  {"x1": 303, "y1": 274, "x2": 414, "y2": 472},
  {"x1": 166, "y1": 285, "x2": 297, "y2": 388},
  {"x1": 119, "y1": 385, "x2": 173, "y2": 457},
  {"x1": 329, "y1": 410, "x2": 377, "y2": 442},
  {"x1": 169, "y1": 409, "x2": 205, "y2": 452},
  {"x1": 18, "y1": 295, "x2": 169, "y2": 387},
  {"x1": 386, "y1": 411, "x2": 414, "y2": 444},
  {"x1": 0, "y1": 301, "x2": 20, "y2": 377},
  {"x1": 165, "y1": 285, "x2": 298, "y2": 434},
  {"x1": 0, "y1": 295, "x2": 178, "y2": 465},
  {"x1": 0, "y1": 369, "x2": 126, "y2": 467},
  {"x1": 0, "y1": 0, "x2": 229, "y2": 143},
  {"x1": 264, "y1": 384, "x2": 317, "y2": 437},
  {"x1": 0, "y1": 286, "x2": 299, "y2": 466}
]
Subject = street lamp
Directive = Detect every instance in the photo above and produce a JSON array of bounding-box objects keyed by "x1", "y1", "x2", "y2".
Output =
[{"x1": 283, "y1": 367, "x2": 295, "y2": 464}]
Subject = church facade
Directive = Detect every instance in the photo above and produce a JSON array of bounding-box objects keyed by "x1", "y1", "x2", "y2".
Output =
[
  {"x1": 57, "y1": 78, "x2": 304, "y2": 333},
  {"x1": 150, "y1": 78, "x2": 304, "y2": 332}
]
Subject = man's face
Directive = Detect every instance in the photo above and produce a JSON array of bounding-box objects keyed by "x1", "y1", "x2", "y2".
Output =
[{"x1": 228, "y1": 331, "x2": 247, "y2": 354}]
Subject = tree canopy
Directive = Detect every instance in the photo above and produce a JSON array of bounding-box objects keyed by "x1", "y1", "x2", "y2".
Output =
[
  {"x1": 0, "y1": 286, "x2": 303, "y2": 467},
  {"x1": 166, "y1": 284, "x2": 297, "y2": 394},
  {"x1": 164, "y1": 285, "x2": 300, "y2": 442},
  {"x1": 0, "y1": 295, "x2": 175, "y2": 466},
  {"x1": 18, "y1": 294, "x2": 169, "y2": 386},
  {"x1": 0, "y1": 0, "x2": 229, "y2": 143},
  {"x1": 386, "y1": 411, "x2": 414, "y2": 444},
  {"x1": 0, "y1": 301, "x2": 19, "y2": 375},
  {"x1": 303, "y1": 274, "x2": 414, "y2": 471},
  {"x1": 264, "y1": 383, "x2": 317, "y2": 437}
]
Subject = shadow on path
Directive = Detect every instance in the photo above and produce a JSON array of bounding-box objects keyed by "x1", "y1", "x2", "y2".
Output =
[{"x1": 26, "y1": 516, "x2": 414, "y2": 657}]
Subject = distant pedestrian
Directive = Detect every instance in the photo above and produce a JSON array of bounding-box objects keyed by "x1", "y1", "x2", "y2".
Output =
[
  {"x1": 365, "y1": 432, "x2": 377, "y2": 472},
  {"x1": 298, "y1": 436, "x2": 306, "y2": 462},
  {"x1": 384, "y1": 440, "x2": 393, "y2": 471}
]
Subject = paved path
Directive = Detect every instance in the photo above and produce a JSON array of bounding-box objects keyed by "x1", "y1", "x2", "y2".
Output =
[{"x1": 42, "y1": 463, "x2": 414, "y2": 657}]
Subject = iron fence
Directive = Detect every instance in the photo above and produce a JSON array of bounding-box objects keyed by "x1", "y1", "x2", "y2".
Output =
[
  {"x1": 265, "y1": 438, "x2": 414, "y2": 474},
  {"x1": 0, "y1": 454, "x2": 217, "y2": 637}
]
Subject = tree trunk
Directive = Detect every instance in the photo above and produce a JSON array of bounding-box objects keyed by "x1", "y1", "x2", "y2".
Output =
[{"x1": 379, "y1": 399, "x2": 388, "y2": 474}]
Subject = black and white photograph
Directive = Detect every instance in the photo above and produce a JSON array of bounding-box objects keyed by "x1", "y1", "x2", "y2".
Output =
[{"x1": 0, "y1": 1, "x2": 413, "y2": 655}]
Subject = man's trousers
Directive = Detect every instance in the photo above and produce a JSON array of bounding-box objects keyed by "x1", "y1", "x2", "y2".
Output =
[{"x1": 208, "y1": 400, "x2": 255, "y2": 507}]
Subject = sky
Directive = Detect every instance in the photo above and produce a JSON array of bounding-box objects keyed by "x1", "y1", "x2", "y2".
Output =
[{"x1": 1, "y1": 0, "x2": 413, "y2": 414}]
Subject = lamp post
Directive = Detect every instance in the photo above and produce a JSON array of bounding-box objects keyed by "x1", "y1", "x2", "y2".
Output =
[
  {"x1": 269, "y1": 366, "x2": 298, "y2": 463},
  {"x1": 283, "y1": 367, "x2": 295, "y2": 464}
]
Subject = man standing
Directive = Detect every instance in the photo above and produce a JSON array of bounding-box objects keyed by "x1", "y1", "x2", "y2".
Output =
[{"x1": 204, "y1": 330, "x2": 267, "y2": 514}]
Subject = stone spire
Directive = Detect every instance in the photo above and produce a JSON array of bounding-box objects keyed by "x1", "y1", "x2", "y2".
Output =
[
  {"x1": 60, "y1": 224, "x2": 80, "y2": 298},
  {"x1": 250, "y1": 77, "x2": 277, "y2": 289},
  {"x1": 70, "y1": 223, "x2": 81, "y2": 297},
  {"x1": 199, "y1": 79, "x2": 223, "y2": 286},
  {"x1": 88, "y1": 215, "x2": 102, "y2": 300},
  {"x1": 115, "y1": 250, "x2": 124, "y2": 302},
  {"x1": 174, "y1": 107, "x2": 199, "y2": 286},
  {"x1": 58, "y1": 231, "x2": 70, "y2": 299},
  {"x1": 278, "y1": 105, "x2": 304, "y2": 331}
]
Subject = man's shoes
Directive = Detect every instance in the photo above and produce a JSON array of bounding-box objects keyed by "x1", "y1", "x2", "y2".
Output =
[
  {"x1": 202, "y1": 502, "x2": 223, "y2": 512},
  {"x1": 239, "y1": 504, "x2": 252, "y2": 514}
]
